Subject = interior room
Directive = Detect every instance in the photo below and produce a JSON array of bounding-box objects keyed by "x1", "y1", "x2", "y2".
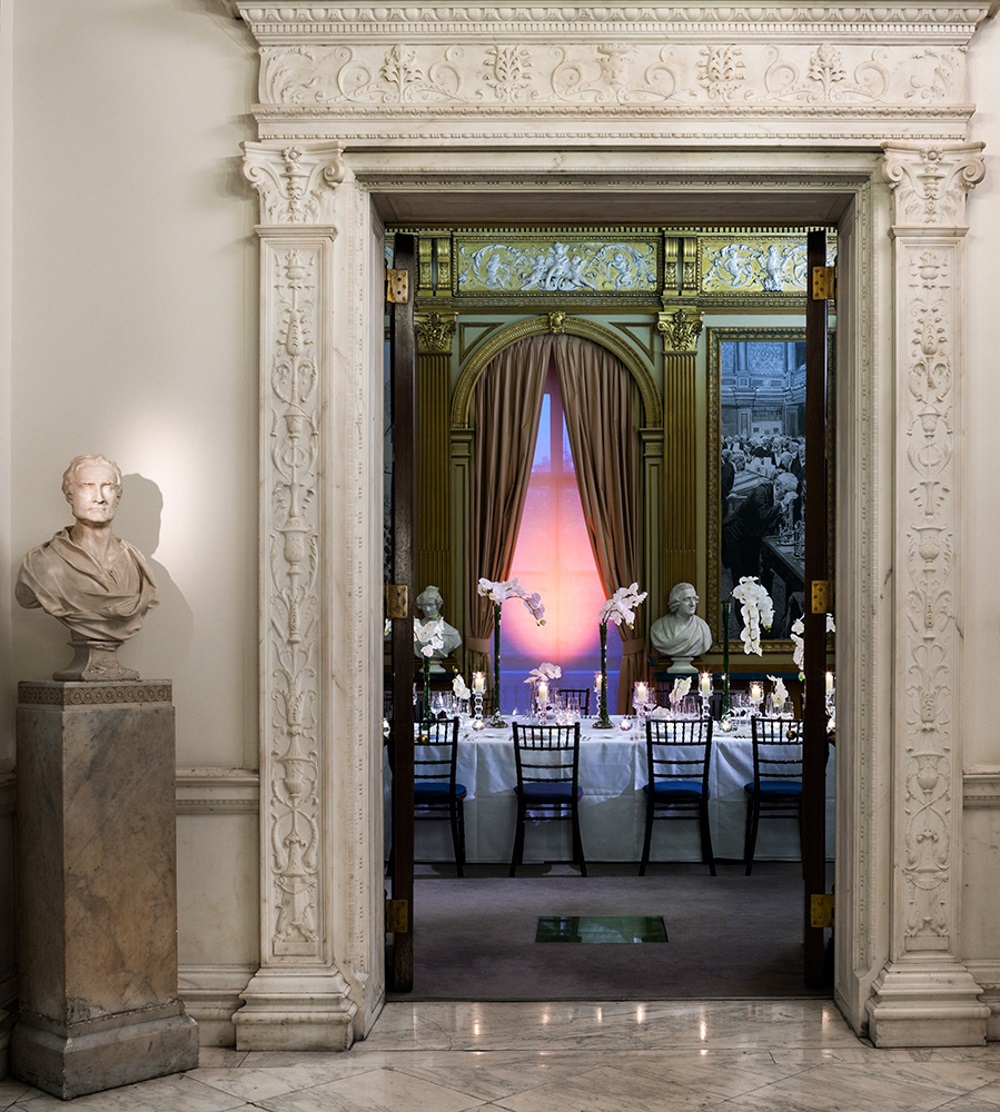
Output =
[{"x1": 4, "y1": 3, "x2": 1000, "y2": 1106}]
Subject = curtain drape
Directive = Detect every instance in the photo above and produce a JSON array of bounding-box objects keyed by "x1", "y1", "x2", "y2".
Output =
[
  {"x1": 465, "y1": 336, "x2": 552, "y2": 677},
  {"x1": 553, "y1": 336, "x2": 644, "y2": 714}
]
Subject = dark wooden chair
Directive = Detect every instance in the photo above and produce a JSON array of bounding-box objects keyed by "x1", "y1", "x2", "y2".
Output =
[
  {"x1": 640, "y1": 716, "x2": 715, "y2": 876},
  {"x1": 510, "y1": 722, "x2": 586, "y2": 876}
]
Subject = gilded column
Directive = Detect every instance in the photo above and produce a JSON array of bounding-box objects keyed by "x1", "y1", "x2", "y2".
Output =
[
  {"x1": 866, "y1": 142, "x2": 989, "y2": 1047},
  {"x1": 415, "y1": 311, "x2": 457, "y2": 603},
  {"x1": 235, "y1": 141, "x2": 358, "y2": 1050},
  {"x1": 657, "y1": 306, "x2": 703, "y2": 603}
]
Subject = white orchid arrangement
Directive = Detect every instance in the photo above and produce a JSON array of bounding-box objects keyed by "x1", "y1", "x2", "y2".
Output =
[
  {"x1": 477, "y1": 576, "x2": 546, "y2": 624},
  {"x1": 600, "y1": 582, "x2": 647, "y2": 627},
  {"x1": 414, "y1": 616, "x2": 445, "y2": 657},
  {"x1": 767, "y1": 674, "x2": 789, "y2": 710},
  {"x1": 524, "y1": 662, "x2": 562, "y2": 685},
  {"x1": 670, "y1": 676, "x2": 692, "y2": 705},
  {"x1": 791, "y1": 612, "x2": 836, "y2": 676},
  {"x1": 731, "y1": 576, "x2": 774, "y2": 656},
  {"x1": 452, "y1": 673, "x2": 471, "y2": 700}
]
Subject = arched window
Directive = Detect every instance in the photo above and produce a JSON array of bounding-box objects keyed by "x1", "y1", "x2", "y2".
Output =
[{"x1": 501, "y1": 356, "x2": 622, "y2": 712}]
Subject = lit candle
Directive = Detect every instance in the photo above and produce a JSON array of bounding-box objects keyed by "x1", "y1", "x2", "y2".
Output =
[
  {"x1": 750, "y1": 681, "x2": 763, "y2": 704},
  {"x1": 635, "y1": 682, "x2": 648, "y2": 705},
  {"x1": 825, "y1": 671, "x2": 835, "y2": 695},
  {"x1": 473, "y1": 671, "x2": 486, "y2": 694},
  {"x1": 537, "y1": 680, "x2": 549, "y2": 706},
  {"x1": 594, "y1": 672, "x2": 603, "y2": 693},
  {"x1": 699, "y1": 671, "x2": 712, "y2": 696}
]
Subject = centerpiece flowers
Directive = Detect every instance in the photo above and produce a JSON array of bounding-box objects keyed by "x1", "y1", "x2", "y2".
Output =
[
  {"x1": 414, "y1": 616, "x2": 445, "y2": 727},
  {"x1": 595, "y1": 582, "x2": 648, "y2": 728},
  {"x1": 477, "y1": 576, "x2": 545, "y2": 726},
  {"x1": 524, "y1": 662, "x2": 562, "y2": 717},
  {"x1": 719, "y1": 576, "x2": 773, "y2": 728}
]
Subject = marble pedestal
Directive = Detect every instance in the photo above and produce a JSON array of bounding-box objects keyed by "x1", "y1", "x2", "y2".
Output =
[{"x1": 12, "y1": 681, "x2": 198, "y2": 1099}]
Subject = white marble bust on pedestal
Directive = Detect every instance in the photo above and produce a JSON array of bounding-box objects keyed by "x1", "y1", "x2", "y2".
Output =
[
  {"x1": 15, "y1": 455, "x2": 158, "y2": 680},
  {"x1": 650, "y1": 581, "x2": 712, "y2": 675}
]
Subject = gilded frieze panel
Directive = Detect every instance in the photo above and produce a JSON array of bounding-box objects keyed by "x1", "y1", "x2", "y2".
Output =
[{"x1": 454, "y1": 235, "x2": 660, "y2": 296}]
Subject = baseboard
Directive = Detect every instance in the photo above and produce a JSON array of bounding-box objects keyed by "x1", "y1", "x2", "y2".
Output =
[{"x1": 178, "y1": 965, "x2": 256, "y2": 1047}]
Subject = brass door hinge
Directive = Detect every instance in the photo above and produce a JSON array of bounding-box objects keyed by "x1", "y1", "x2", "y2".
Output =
[
  {"x1": 811, "y1": 893, "x2": 835, "y2": 928},
  {"x1": 386, "y1": 269, "x2": 409, "y2": 304},
  {"x1": 385, "y1": 898, "x2": 410, "y2": 933},
  {"x1": 811, "y1": 579, "x2": 833, "y2": 614},
  {"x1": 811, "y1": 265, "x2": 836, "y2": 301},
  {"x1": 385, "y1": 584, "x2": 408, "y2": 620}
]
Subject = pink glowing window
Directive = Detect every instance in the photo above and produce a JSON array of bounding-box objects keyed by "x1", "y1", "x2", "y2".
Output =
[{"x1": 501, "y1": 359, "x2": 621, "y2": 713}]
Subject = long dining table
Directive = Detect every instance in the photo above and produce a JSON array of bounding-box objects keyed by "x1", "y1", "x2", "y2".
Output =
[{"x1": 388, "y1": 715, "x2": 835, "y2": 866}]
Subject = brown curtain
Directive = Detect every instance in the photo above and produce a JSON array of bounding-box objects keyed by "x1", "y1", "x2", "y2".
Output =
[
  {"x1": 465, "y1": 336, "x2": 552, "y2": 676},
  {"x1": 553, "y1": 336, "x2": 644, "y2": 713}
]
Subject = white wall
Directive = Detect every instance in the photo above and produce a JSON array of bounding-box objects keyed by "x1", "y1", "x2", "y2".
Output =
[{"x1": 4, "y1": 0, "x2": 263, "y2": 1034}]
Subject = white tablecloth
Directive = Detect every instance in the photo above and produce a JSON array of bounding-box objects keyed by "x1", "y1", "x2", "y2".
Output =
[{"x1": 387, "y1": 718, "x2": 834, "y2": 865}]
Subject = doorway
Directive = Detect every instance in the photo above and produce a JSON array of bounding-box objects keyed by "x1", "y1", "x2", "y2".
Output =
[{"x1": 387, "y1": 216, "x2": 840, "y2": 1000}]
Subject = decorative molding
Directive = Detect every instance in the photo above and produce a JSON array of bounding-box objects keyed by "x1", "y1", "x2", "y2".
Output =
[
  {"x1": 16, "y1": 680, "x2": 172, "y2": 706},
  {"x1": 962, "y1": 767, "x2": 1000, "y2": 808},
  {"x1": 176, "y1": 769, "x2": 260, "y2": 815},
  {"x1": 882, "y1": 142, "x2": 986, "y2": 228},
  {"x1": 243, "y1": 142, "x2": 345, "y2": 225}
]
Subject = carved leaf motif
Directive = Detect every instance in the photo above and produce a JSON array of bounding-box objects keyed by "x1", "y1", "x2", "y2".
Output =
[
  {"x1": 697, "y1": 45, "x2": 746, "y2": 102},
  {"x1": 480, "y1": 44, "x2": 533, "y2": 102}
]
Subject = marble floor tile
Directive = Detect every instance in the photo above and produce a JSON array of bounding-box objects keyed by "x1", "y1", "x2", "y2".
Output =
[{"x1": 4, "y1": 999, "x2": 1000, "y2": 1112}]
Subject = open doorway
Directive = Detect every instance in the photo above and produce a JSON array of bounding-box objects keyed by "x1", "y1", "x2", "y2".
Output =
[{"x1": 383, "y1": 219, "x2": 836, "y2": 1002}]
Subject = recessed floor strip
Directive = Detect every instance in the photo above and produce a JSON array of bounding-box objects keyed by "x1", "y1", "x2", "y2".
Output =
[{"x1": 535, "y1": 915, "x2": 668, "y2": 943}]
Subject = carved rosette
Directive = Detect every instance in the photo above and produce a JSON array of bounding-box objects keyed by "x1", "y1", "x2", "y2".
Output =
[{"x1": 884, "y1": 143, "x2": 984, "y2": 953}]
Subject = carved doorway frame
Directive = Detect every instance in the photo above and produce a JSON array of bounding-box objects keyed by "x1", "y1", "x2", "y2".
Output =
[{"x1": 227, "y1": 2, "x2": 993, "y2": 1052}]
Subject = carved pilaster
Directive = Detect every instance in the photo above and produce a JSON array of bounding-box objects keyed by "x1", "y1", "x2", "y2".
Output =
[
  {"x1": 234, "y1": 144, "x2": 357, "y2": 1050},
  {"x1": 866, "y1": 142, "x2": 988, "y2": 1048},
  {"x1": 658, "y1": 307, "x2": 703, "y2": 600},
  {"x1": 416, "y1": 312, "x2": 457, "y2": 601}
]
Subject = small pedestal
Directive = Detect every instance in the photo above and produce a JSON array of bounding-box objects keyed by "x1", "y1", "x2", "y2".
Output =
[{"x1": 12, "y1": 681, "x2": 198, "y2": 1099}]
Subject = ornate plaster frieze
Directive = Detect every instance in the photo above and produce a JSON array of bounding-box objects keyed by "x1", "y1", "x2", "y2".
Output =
[
  {"x1": 231, "y1": 3, "x2": 990, "y2": 145},
  {"x1": 243, "y1": 142, "x2": 345, "y2": 224}
]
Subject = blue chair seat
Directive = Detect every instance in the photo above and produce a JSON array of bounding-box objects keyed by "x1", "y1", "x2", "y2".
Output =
[
  {"x1": 518, "y1": 782, "x2": 583, "y2": 803},
  {"x1": 744, "y1": 779, "x2": 802, "y2": 798},
  {"x1": 415, "y1": 781, "x2": 467, "y2": 803},
  {"x1": 645, "y1": 779, "x2": 704, "y2": 800}
]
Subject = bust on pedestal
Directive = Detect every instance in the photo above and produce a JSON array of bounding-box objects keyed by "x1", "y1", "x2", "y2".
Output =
[
  {"x1": 413, "y1": 585, "x2": 462, "y2": 675},
  {"x1": 15, "y1": 454, "x2": 159, "y2": 680},
  {"x1": 12, "y1": 455, "x2": 197, "y2": 1099},
  {"x1": 650, "y1": 582, "x2": 712, "y2": 675}
]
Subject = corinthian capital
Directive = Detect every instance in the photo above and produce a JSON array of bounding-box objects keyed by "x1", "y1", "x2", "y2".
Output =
[
  {"x1": 415, "y1": 311, "x2": 457, "y2": 355},
  {"x1": 882, "y1": 142, "x2": 986, "y2": 230},
  {"x1": 242, "y1": 142, "x2": 346, "y2": 226},
  {"x1": 658, "y1": 306, "x2": 703, "y2": 354}
]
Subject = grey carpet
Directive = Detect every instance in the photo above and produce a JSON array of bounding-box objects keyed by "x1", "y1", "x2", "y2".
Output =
[{"x1": 392, "y1": 861, "x2": 831, "y2": 1001}]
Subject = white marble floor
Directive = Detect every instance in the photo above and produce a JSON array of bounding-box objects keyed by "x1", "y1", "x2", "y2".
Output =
[{"x1": 4, "y1": 1000, "x2": 1000, "y2": 1110}]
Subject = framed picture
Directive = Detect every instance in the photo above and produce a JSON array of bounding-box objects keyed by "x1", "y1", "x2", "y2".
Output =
[{"x1": 707, "y1": 327, "x2": 810, "y2": 652}]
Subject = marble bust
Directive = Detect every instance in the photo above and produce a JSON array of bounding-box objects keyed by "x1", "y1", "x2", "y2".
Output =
[
  {"x1": 16, "y1": 454, "x2": 158, "y2": 680},
  {"x1": 650, "y1": 581, "x2": 712, "y2": 674},
  {"x1": 413, "y1": 585, "x2": 462, "y2": 660}
]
